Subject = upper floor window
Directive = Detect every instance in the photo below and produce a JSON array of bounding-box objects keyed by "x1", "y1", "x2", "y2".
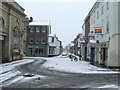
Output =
[
  {"x1": 41, "y1": 38, "x2": 46, "y2": 44},
  {"x1": 101, "y1": 6, "x2": 104, "y2": 15},
  {"x1": 52, "y1": 37, "x2": 54, "y2": 43},
  {"x1": 0, "y1": 17, "x2": 5, "y2": 26},
  {"x1": 94, "y1": 15, "x2": 95, "y2": 23},
  {"x1": 36, "y1": 27, "x2": 40, "y2": 33},
  {"x1": 35, "y1": 39, "x2": 39, "y2": 44},
  {"x1": 106, "y1": 16, "x2": 109, "y2": 32},
  {"x1": 29, "y1": 38, "x2": 34, "y2": 44},
  {"x1": 30, "y1": 27, "x2": 34, "y2": 33},
  {"x1": 41, "y1": 27, "x2": 47, "y2": 33},
  {"x1": 97, "y1": 11, "x2": 99, "y2": 19},
  {"x1": 107, "y1": 1, "x2": 109, "y2": 10}
]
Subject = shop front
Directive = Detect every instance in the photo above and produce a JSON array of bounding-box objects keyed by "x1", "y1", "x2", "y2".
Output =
[{"x1": 27, "y1": 45, "x2": 47, "y2": 57}]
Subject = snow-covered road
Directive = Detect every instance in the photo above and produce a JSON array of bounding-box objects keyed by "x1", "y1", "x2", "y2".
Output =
[
  {"x1": 0, "y1": 56, "x2": 119, "y2": 88},
  {"x1": 42, "y1": 55, "x2": 119, "y2": 74}
]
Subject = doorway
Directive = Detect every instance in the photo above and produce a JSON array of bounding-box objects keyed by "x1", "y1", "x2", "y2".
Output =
[
  {"x1": 101, "y1": 48, "x2": 108, "y2": 65},
  {"x1": 90, "y1": 47, "x2": 95, "y2": 65}
]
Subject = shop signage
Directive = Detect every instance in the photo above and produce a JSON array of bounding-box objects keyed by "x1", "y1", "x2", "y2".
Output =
[
  {"x1": 94, "y1": 28, "x2": 103, "y2": 34},
  {"x1": 89, "y1": 31, "x2": 95, "y2": 40},
  {"x1": 28, "y1": 45, "x2": 39, "y2": 48}
]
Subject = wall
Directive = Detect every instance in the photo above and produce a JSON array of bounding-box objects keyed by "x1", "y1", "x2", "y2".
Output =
[
  {"x1": 108, "y1": 2, "x2": 119, "y2": 67},
  {"x1": 89, "y1": 1, "x2": 119, "y2": 67},
  {"x1": 118, "y1": 1, "x2": 120, "y2": 66},
  {"x1": 1, "y1": 2, "x2": 26, "y2": 62}
]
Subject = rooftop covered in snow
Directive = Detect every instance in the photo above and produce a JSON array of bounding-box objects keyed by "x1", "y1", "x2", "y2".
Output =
[{"x1": 29, "y1": 20, "x2": 50, "y2": 26}]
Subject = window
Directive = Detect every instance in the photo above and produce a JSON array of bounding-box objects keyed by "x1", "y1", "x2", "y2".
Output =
[
  {"x1": 52, "y1": 37, "x2": 54, "y2": 43},
  {"x1": 106, "y1": 16, "x2": 109, "y2": 32},
  {"x1": 41, "y1": 27, "x2": 47, "y2": 33},
  {"x1": 107, "y1": 1, "x2": 109, "y2": 10},
  {"x1": 97, "y1": 11, "x2": 99, "y2": 19},
  {"x1": 30, "y1": 27, "x2": 34, "y2": 33},
  {"x1": 41, "y1": 38, "x2": 46, "y2": 44},
  {"x1": 94, "y1": 15, "x2": 95, "y2": 23},
  {"x1": 35, "y1": 39, "x2": 39, "y2": 44},
  {"x1": 0, "y1": 17, "x2": 4, "y2": 26},
  {"x1": 101, "y1": 6, "x2": 104, "y2": 15},
  {"x1": 36, "y1": 27, "x2": 40, "y2": 33},
  {"x1": 29, "y1": 38, "x2": 34, "y2": 44},
  {"x1": 101, "y1": 19, "x2": 104, "y2": 27}
]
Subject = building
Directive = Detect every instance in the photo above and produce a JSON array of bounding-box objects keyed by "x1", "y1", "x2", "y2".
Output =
[
  {"x1": 0, "y1": 1, "x2": 28, "y2": 63},
  {"x1": 84, "y1": 15, "x2": 90, "y2": 61},
  {"x1": 88, "y1": 0, "x2": 120, "y2": 67},
  {"x1": 72, "y1": 34, "x2": 81, "y2": 56},
  {"x1": 27, "y1": 21, "x2": 51, "y2": 57},
  {"x1": 80, "y1": 23, "x2": 86, "y2": 59},
  {"x1": 48, "y1": 35, "x2": 62, "y2": 56}
]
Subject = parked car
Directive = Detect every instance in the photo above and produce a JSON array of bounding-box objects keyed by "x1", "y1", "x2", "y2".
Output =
[{"x1": 61, "y1": 53, "x2": 68, "y2": 56}]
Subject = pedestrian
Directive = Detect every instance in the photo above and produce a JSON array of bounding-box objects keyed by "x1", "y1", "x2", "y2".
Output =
[
  {"x1": 71, "y1": 55, "x2": 73, "y2": 61},
  {"x1": 69, "y1": 54, "x2": 72, "y2": 59},
  {"x1": 79, "y1": 55, "x2": 82, "y2": 61},
  {"x1": 74, "y1": 56, "x2": 78, "y2": 61}
]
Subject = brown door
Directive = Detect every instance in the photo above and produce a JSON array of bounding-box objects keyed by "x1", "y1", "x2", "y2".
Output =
[
  {"x1": 102, "y1": 48, "x2": 108, "y2": 65},
  {"x1": 105, "y1": 48, "x2": 108, "y2": 65}
]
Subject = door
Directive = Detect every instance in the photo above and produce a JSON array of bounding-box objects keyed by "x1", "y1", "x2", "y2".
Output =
[
  {"x1": 90, "y1": 47, "x2": 95, "y2": 65},
  {"x1": 103, "y1": 48, "x2": 108, "y2": 65},
  {"x1": 84, "y1": 46, "x2": 87, "y2": 59}
]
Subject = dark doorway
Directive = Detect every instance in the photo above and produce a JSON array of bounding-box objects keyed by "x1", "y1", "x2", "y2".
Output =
[
  {"x1": 84, "y1": 46, "x2": 87, "y2": 59},
  {"x1": 90, "y1": 47, "x2": 95, "y2": 65},
  {"x1": 102, "y1": 48, "x2": 108, "y2": 65}
]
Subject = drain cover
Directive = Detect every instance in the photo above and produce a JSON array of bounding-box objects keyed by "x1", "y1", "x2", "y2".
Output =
[{"x1": 23, "y1": 74, "x2": 35, "y2": 77}]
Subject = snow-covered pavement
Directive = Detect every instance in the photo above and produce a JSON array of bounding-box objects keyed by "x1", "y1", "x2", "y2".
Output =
[
  {"x1": 0, "y1": 59, "x2": 34, "y2": 74},
  {"x1": 0, "y1": 59, "x2": 35, "y2": 85},
  {"x1": 42, "y1": 56, "x2": 119, "y2": 74}
]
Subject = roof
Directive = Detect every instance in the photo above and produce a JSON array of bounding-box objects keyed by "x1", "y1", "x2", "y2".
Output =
[
  {"x1": 49, "y1": 34, "x2": 55, "y2": 37},
  {"x1": 29, "y1": 20, "x2": 50, "y2": 26},
  {"x1": 6, "y1": 1, "x2": 25, "y2": 15}
]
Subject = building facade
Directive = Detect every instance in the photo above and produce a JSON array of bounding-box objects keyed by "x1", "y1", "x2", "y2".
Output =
[
  {"x1": 48, "y1": 35, "x2": 62, "y2": 56},
  {"x1": 27, "y1": 21, "x2": 50, "y2": 57},
  {"x1": 0, "y1": 2, "x2": 28, "y2": 63},
  {"x1": 84, "y1": 15, "x2": 90, "y2": 61},
  {"x1": 88, "y1": 0, "x2": 120, "y2": 67}
]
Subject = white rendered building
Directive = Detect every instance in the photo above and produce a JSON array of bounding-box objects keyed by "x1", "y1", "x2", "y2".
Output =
[{"x1": 88, "y1": 0, "x2": 120, "y2": 67}]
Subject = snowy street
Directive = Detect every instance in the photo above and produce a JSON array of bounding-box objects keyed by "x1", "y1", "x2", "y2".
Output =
[{"x1": 1, "y1": 56, "x2": 119, "y2": 89}]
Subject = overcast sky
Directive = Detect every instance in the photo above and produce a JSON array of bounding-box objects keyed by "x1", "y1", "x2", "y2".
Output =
[{"x1": 16, "y1": 0, "x2": 95, "y2": 47}]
